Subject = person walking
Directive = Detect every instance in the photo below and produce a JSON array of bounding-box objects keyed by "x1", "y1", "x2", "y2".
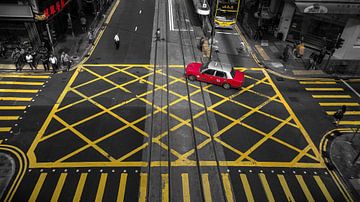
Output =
[
  {"x1": 0, "y1": 42, "x2": 5, "y2": 57},
  {"x1": 317, "y1": 47, "x2": 326, "y2": 65},
  {"x1": 282, "y1": 45, "x2": 290, "y2": 62},
  {"x1": 61, "y1": 52, "x2": 71, "y2": 71},
  {"x1": 88, "y1": 30, "x2": 94, "y2": 45},
  {"x1": 40, "y1": 52, "x2": 50, "y2": 71},
  {"x1": 333, "y1": 105, "x2": 347, "y2": 126},
  {"x1": 11, "y1": 48, "x2": 21, "y2": 71},
  {"x1": 114, "y1": 33, "x2": 120, "y2": 49},
  {"x1": 25, "y1": 52, "x2": 36, "y2": 70},
  {"x1": 80, "y1": 16, "x2": 87, "y2": 33},
  {"x1": 49, "y1": 54, "x2": 58, "y2": 74},
  {"x1": 155, "y1": 28, "x2": 160, "y2": 41}
]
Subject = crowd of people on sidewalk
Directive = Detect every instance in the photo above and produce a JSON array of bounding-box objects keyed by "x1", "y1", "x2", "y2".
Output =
[{"x1": 6, "y1": 43, "x2": 73, "y2": 73}]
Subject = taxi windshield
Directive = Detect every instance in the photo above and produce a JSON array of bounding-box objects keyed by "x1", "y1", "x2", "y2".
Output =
[{"x1": 200, "y1": 62, "x2": 210, "y2": 71}]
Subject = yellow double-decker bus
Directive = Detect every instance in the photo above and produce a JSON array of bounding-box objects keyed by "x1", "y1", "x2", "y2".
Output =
[{"x1": 214, "y1": 0, "x2": 241, "y2": 29}]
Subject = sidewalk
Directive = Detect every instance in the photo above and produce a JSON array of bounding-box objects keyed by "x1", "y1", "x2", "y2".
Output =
[
  {"x1": 322, "y1": 129, "x2": 360, "y2": 199},
  {"x1": 239, "y1": 24, "x2": 360, "y2": 79},
  {"x1": 0, "y1": 6, "x2": 111, "y2": 73}
]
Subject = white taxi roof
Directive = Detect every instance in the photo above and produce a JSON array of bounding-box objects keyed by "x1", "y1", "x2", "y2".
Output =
[{"x1": 207, "y1": 61, "x2": 232, "y2": 72}]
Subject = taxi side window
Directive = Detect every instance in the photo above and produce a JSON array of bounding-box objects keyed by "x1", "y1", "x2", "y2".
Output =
[
  {"x1": 215, "y1": 71, "x2": 226, "y2": 78},
  {"x1": 203, "y1": 69, "x2": 215, "y2": 75}
]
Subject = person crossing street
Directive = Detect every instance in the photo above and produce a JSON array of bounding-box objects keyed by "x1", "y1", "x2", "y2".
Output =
[
  {"x1": 114, "y1": 33, "x2": 120, "y2": 49},
  {"x1": 155, "y1": 28, "x2": 160, "y2": 41},
  {"x1": 49, "y1": 54, "x2": 58, "y2": 74},
  {"x1": 61, "y1": 52, "x2": 71, "y2": 71},
  {"x1": 25, "y1": 52, "x2": 36, "y2": 70}
]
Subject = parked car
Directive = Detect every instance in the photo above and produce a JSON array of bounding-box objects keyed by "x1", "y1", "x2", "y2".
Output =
[{"x1": 185, "y1": 61, "x2": 245, "y2": 89}]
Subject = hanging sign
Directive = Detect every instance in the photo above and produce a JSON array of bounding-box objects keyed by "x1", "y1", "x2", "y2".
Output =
[{"x1": 43, "y1": 0, "x2": 66, "y2": 18}]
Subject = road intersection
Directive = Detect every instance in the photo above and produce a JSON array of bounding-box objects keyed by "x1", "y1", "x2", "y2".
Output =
[{"x1": 0, "y1": 0, "x2": 359, "y2": 201}]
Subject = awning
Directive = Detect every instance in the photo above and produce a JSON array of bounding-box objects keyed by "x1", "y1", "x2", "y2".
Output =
[
  {"x1": 295, "y1": 2, "x2": 360, "y2": 14},
  {"x1": 0, "y1": 4, "x2": 34, "y2": 21}
]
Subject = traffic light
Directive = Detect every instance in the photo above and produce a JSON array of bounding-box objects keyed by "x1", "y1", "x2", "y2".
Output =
[{"x1": 335, "y1": 38, "x2": 344, "y2": 49}]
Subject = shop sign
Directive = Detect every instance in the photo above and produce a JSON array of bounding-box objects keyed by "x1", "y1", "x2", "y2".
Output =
[
  {"x1": 218, "y1": 3, "x2": 237, "y2": 11},
  {"x1": 43, "y1": 0, "x2": 67, "y2": 18},
  {"x1": 304, "y1": 4, "x2": 328, "y2": 13}
]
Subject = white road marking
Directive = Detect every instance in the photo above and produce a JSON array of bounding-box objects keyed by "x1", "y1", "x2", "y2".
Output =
[
  {"x1": 168, "y1": 0, "x2": 193, "y2": 32},
  {"x1": 216, "y1": 31, "x2": 239, "y2": 35},
  {"x1": 135, "y1": 26, "x2": 138, "y2": 31},
  {"x1": 139, "y1": 10, "x2": 142, "y2": 14},
  {"x1": 341, "y1": 79, "x2": 360, "y2": 98}
]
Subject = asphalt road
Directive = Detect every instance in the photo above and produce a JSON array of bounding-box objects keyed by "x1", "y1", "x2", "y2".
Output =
[
  {"x1": 0, "y1": 0, "x2": 359, "y2": 200},
  {"x1": 86, "y1": 0, "x2": 155, "y2": 64}
]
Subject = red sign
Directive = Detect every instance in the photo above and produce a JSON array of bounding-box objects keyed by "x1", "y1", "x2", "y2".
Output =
[{"x1": 43, "y1": 0, "x2": 66, "y2": 18}]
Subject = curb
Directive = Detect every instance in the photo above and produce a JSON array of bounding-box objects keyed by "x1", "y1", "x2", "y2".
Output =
[
  {"x1": 235, "y1": 24, "x2": 360, "y2": 81},
  {"x1": 319, "y1": 129, "x2": 358, "y2": 201}
]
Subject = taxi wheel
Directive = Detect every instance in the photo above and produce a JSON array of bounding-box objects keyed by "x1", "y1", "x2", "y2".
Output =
[
  {"x1": 188, "y1": 75, "x2": 196, "y2": 81},
  {"x1": 223, "y1": 83, "x2": 231, "y2": 89}
]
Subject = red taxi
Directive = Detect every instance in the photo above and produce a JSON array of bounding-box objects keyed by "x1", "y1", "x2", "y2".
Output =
[{"x1": 185, "y1": 61, "x2": 245, "y2": 89}]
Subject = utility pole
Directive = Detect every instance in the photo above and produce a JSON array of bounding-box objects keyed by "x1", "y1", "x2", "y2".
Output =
[
  {"x1": 46, "y1": 23, "x2": 55, "y2": 53},
  {"x1": 209, "y1": 0, "x2": 217, "y2": 61}
]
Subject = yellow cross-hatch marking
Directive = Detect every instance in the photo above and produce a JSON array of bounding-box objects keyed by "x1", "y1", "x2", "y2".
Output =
[{"x1": 27, "y1": 65, "x2": 323, "y2": 168}]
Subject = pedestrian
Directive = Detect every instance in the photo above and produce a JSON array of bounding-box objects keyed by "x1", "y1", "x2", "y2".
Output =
[
  {"x1": 25, "y1": 52, "x2": 36, "y2": 70},
  {"x1": 114, "y1": 33, "x2": 120, "y2": 49},
  {"x1": 308, "y1": 52, "x2": 318, "y2": 70},
  {"x1": 11, "y1": 48, "x2": 21, "y2": 71},
  {"x1": 49, "y1": 54, "x2": 58, "y2": 74},
  {"x1": 333, "y1": 105, "x2": 347, "y2": 126},
  {"x1": 155, "y1": 28, "x2": 160, "y2": 41},
  {"x1": 80, "y1": 16, "x2": 87, "y2": 33},
  {"x1": 61, "y1": 51, "x2": 71, "y2": 71},
  {"x1": 0, "y1": 42, "x2": 5, "y2": 57},
  {"x1": 317, "y1": 47, "x2": 326, "y2": 65},
  {"x1": 19, "y1": 48, "x2": 26, "y2": 67},
  {"x1": 40, "y1": 52, "x2": 50, "y2": 71},
  {"x1": 282, "y1": 45, "x2": 290, "y2": 62},
  {"x1": 88, "y1": 30, "x2": 94, "y2": 45}
]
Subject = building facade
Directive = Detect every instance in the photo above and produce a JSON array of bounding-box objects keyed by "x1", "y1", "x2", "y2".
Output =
[
  {"x1": 240, "y1": 0, "x2": 360, "y2": 61},
  {"x1": 0, "y1": 0, "x2": 109, "y2": 52}
]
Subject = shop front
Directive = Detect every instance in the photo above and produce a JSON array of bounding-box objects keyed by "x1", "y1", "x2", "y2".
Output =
[{"x1": 0, "y1": 4, "x2": 40, "y2": 50}]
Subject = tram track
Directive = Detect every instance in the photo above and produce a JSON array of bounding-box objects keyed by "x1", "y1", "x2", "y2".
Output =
[
  {"x1": 147, "y1": 0, "x2": 231, "y2": 200},
  {"x1": 176, "y1": 0, "x2": 229, "y2": 200}
]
